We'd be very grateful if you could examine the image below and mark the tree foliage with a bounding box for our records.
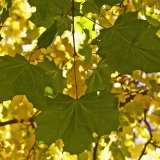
[0,0,160,159]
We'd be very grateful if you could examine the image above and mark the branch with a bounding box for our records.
[150,142,160,148]
[0,119,23,126]
[58,9,72,32]
[138,109,152,160]
[0,111,38,127]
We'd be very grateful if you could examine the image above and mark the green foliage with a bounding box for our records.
[92,11,160,74]
[35,91,119,154]
[0,55,50,110]
[1,0,160,159]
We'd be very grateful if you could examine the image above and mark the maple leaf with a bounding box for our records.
[35,90,119,154]
[0,55,64,110]
[93,12,160,74]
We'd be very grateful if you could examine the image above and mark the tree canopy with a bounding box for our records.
[1,0,160,159]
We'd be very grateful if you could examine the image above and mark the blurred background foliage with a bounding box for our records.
[0,0,160,159]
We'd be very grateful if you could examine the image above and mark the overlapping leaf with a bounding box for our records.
[38,58,66,93]
[37,22,57,49]
[82,1,100,14]
[35,90,119,154]
[57,17,71,36]
[93,12,160,74]
[0,55,64,110]
[28,0,71,28]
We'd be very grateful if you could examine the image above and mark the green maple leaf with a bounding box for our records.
[35,90,119,154]
[92,12,160,74]
[85,60,113,93]
[0,55,64,110]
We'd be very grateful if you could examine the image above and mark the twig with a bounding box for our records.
[150,142,160,148]
[93,141,98,160]
[26,139,36,160]
[0,110,38,127]
[28,46,38,63]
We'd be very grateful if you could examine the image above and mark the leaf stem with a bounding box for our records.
[71,0,78,99]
